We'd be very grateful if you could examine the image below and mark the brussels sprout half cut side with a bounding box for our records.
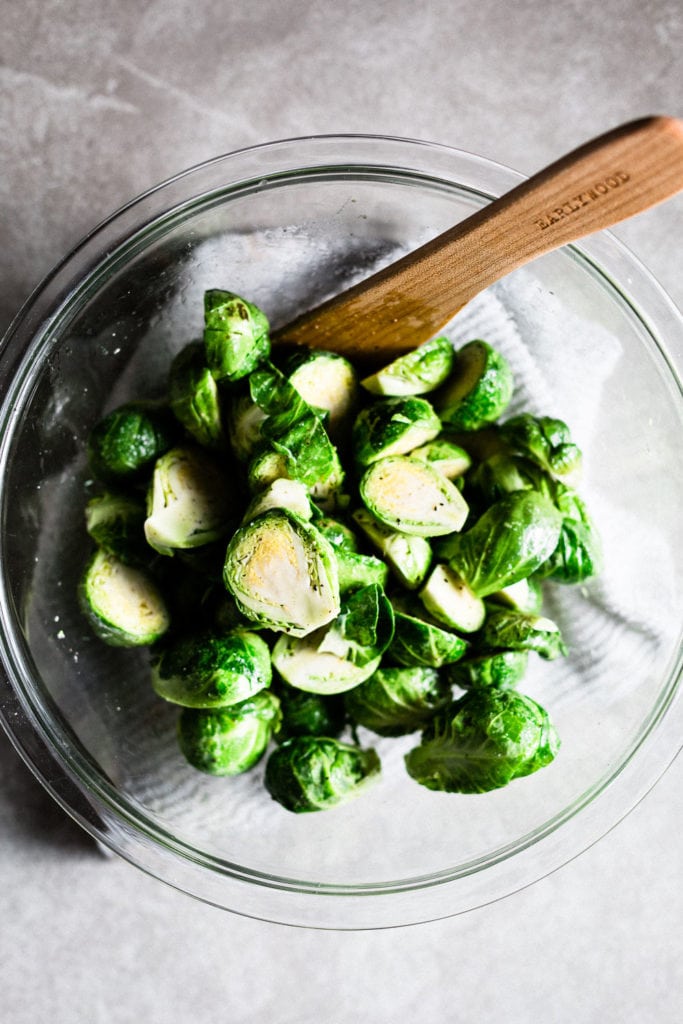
[79,549,170,647]
[360,336,454,396]
[359,456,469,537]
[223,508,341,637]
[144,446,234,556]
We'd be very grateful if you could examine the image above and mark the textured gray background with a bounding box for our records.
[1,1,682,1021]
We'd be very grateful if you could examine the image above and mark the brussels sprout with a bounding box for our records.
[241,478,314,524]
[444,491,562,597]
[275,684,346,743]
[352,396,441,468]
[85,491,148,566]
[313,515,360,553]
[204,289,270,383]
[418,564,486,633]
[88,401,175,483]
[264,736,381,812]
[178,690,281,776]
[435,340,513,431]
[223,508,340,637]
[359,456,469,537]
[285,349,359,439]
[387,608,469,667]
[246,446,290,492]
[334,548,389,595]
[351,507,432,590]
[447,649,529,690]
[405,689,560,793]
[489,575,543,615]
[152,629,271,708]
[168,341,225,449]
[249,362,344,500]
[478,607,568,660]
[410,439,472,480]
[226,390,268,463]
[79,549,170,647]
[271,584,394,694]
[500,413,582,480]
[346,666,452,737]
[538,483,602,585]
[360,336,455,396]
[144,446,233,556]
[468,452,554,504]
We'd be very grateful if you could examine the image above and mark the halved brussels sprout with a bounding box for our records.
[144,446,233,556]
[271,584,394,694]
[79,549,170,647]
[152,629,271,707]
[418,564,486,633]
[436,339,513,431]
[478,607,567,660]
[168,341,225,449]
[223,508,340,637]
[345,665,451,736]
[410,438,472,480]
[352,507,432,590]
[500,413,582,481]
[360,336,454,396]
[405,688,560,793]
[275,683,346,743]
[241,478,314,524]
[204,289,270,382]
[246,446,290,492]
[352,396,441,468]
[444,491,562,597]
[387,608,469,667]
[448,649,529,690]
[359,456,469,537]
[85,491,148,566]
[286,349,359,439]
[264,736,381,812]
[178,690,281,776]
[88,401,175,483]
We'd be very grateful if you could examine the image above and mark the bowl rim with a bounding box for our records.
[0,132,682,929]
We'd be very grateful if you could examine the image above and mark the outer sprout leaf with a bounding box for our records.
[445,490,562,597]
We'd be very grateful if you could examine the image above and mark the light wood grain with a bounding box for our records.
[274,117,683,363]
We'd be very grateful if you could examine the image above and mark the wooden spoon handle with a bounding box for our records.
[275,117,683,362]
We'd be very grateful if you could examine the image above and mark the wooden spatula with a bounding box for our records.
[274,117,683,363]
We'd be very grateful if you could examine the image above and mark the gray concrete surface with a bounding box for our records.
[1,1,682,1021]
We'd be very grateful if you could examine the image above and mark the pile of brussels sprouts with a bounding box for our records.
[79,289,601,813]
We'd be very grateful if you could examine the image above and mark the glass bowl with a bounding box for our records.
[0,135,682,930]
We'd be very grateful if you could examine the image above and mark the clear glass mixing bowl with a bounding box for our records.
[0,135,681,929]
